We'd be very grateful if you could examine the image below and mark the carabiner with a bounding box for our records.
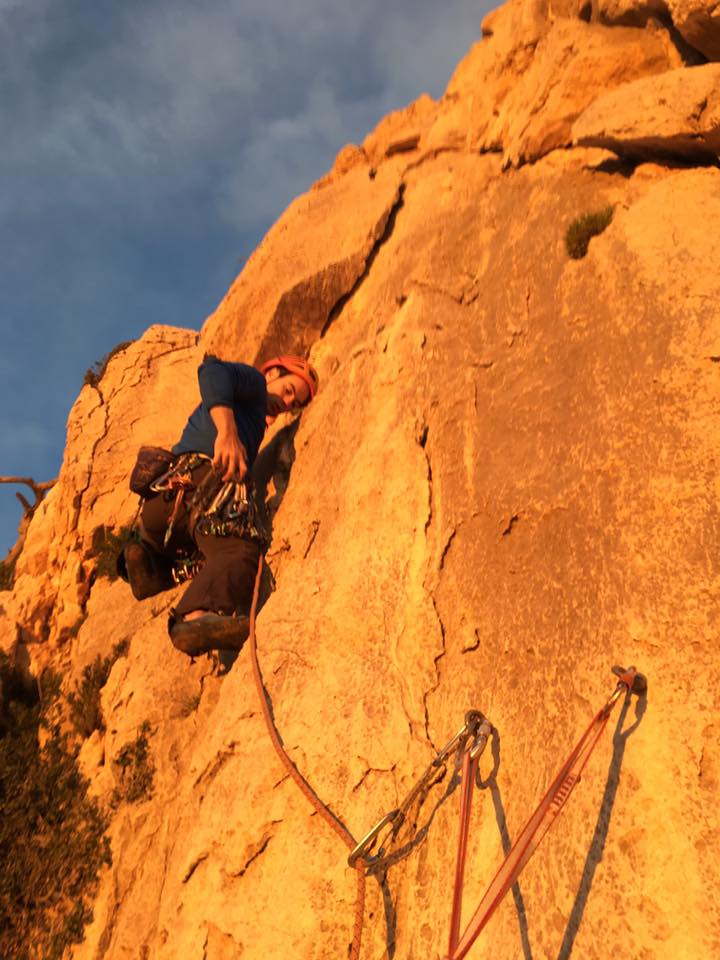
[348,808,401,868]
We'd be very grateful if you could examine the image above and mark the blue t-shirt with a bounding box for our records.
[173,356,267,466]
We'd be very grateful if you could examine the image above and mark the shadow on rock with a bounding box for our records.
[556,686,648,960]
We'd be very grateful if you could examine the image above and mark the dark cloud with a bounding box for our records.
[0,0,492,553]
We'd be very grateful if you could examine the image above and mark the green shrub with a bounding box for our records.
[67,641,129,739]
[112,721,155,805]
[565,205,614,259]
[89,524,133,581]
[84,340,134,389]
[0,655,111,960]
[0,555,17,592]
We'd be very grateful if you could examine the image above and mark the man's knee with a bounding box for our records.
[119,538,174,600]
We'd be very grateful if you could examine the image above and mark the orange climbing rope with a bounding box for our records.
[446,665,646,960]
[246,556,366,959]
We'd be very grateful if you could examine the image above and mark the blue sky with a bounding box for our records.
[0,0,492,556]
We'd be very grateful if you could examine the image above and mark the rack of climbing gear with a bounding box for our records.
[349,710,493,873]
[149,452,212,547]
[149,452,266,547]
[195,478,266,543]
[170,554,204,585]
[445,664,647,960]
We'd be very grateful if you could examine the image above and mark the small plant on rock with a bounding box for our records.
[89,524,134,581]
[83,340,134,389]
[67,640,129,738]
[0,555,16,591]
[112,721,155,805]
[565,205,614,259]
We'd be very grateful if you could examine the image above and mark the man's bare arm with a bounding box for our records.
[210,406,248,481]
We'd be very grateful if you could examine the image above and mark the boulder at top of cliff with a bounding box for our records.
[433,9,680,166]
[668,0,720,60]
[595,0,670,28]
[573,61,720,162]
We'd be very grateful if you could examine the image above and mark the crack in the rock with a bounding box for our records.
[462,629,481,654]
[351,761,395,794]
[320,183,406,338]
[408,277,476,307]
[193,740,240,790]
[438,529,457,571]
[501,514,520,537]
[422,595,447,751]
[400,145,464,176]
[96,867,122,957]
[303,519,320,559]
[71,397,111,576]
[228,824,282,879]
[417,423,433,536]
[182,852,209,884]
[575,134,719,168]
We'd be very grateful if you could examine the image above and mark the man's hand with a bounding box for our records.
[210,406,248,481]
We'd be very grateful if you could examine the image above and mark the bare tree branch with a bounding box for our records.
[0,476,57,517]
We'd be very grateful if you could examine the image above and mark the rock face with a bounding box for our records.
[3,2,720,960]
[574,61,720,161]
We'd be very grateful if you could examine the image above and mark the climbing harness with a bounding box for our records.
[446,665,646,960]
[349,710,493,873]
[149,452,211,547]
[148,452,267,553]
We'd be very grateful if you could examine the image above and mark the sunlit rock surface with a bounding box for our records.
[3,2,720,959]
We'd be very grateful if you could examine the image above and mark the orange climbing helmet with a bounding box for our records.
[260,355,319,406]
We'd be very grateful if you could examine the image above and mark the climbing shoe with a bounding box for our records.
[170,613,250,657]
[120,539,172,600]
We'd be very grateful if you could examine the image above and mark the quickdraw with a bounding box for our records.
[446,665,646,960]
[349,710,493,872]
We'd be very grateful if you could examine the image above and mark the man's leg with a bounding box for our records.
[170,533,261,655]
[119,494,182,600]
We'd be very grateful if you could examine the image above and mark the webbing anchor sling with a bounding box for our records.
[447,665,647,960]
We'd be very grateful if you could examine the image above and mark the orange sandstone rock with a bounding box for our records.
[4,4,720,960]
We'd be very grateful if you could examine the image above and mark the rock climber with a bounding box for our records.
[119,353,318,657]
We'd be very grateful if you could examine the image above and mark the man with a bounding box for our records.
[120,353,318,657]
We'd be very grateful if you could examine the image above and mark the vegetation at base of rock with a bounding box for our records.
[89,523,134,580]
[0,654,111,960]
[565,205,614,259]
[67,640,129,738]
[84,340,134,389]
[0,554,17,591]
[112,721,155,805]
